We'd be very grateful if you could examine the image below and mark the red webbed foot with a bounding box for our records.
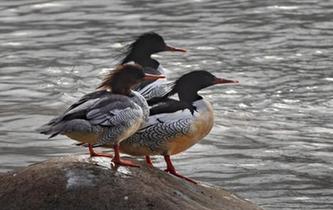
[88,144,113,158]
[145,156,154,167]
[164,168,197,184]
[112,158,140,168]
[163,155,197,184]
[112,144,140,168]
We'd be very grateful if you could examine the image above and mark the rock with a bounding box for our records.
[0,155,262,210]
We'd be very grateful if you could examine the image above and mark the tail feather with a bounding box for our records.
[36,124,61,138]
[36,115,65,137]
[48,132,60,139]
[39,119,97,138]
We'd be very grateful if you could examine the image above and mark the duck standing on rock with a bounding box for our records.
[120,32,186,100]
[38,64,165,167]
[119,71,238,182]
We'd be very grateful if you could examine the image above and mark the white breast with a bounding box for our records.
[164,99,214,155]
[189,99,214,139]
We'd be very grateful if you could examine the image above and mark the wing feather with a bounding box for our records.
[38,91,144,138]
[138,80,174,101]
[124,110,193,152]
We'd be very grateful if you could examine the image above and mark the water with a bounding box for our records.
[1,0,333,209]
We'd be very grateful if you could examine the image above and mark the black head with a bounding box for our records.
[98,64,165,95]
[147,71,238,114]
[174,70,237,91]
[175,71,218,92]
[121,32,186,65]
[169,71,238,102]
[132,32,167,55]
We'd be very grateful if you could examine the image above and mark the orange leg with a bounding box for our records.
[112,144,140,167]
[164,155,197,184]
[145,156,153,166]
[88,144,113,158]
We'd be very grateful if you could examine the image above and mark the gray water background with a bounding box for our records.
[1,0,333,209]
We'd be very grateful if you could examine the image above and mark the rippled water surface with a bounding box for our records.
[1,0,333,209]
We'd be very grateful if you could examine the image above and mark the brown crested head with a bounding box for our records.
[98,64,165,95]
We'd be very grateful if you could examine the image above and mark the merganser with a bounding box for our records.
[38,64,165,167]
[118,71,238,182]
[120,32,186,100]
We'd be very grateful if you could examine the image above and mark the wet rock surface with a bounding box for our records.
[0,155,262,210]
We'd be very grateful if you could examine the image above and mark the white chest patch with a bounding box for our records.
[190,99,214,135]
